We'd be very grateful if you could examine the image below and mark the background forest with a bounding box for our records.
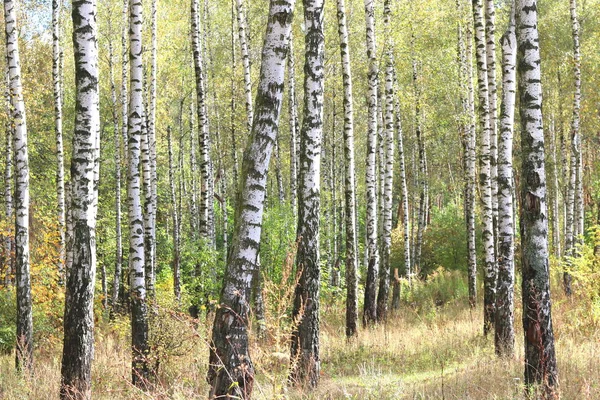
[0,0,600,398]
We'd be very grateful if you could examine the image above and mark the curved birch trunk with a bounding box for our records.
[494,3,516,358]
[127,0,149,387]
[362,0,379,326]
[4,0,33,373]
[290,0,324,388]
[516,0,559,394]
[207,2,295,397]
[60,1,100,397]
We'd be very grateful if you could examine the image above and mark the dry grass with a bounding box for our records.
[1,274,599,399]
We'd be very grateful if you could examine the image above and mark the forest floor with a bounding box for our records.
[1,269,599,399]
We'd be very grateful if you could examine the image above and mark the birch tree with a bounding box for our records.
[207,1,295,397]
[376,0,395,322]
[288,34,299,216]
[362,0,379,326]
[167,126,181,301]
[192,0,214,247]
[235,0,253,133]
[472,0,496,334]
[128,0,150,386]
[53,0,66,283]
[60,0,100,397]
[495,2,516,358]
[108,37,123,313]
[290,0,324,387]
[564,0,582,295]
[3,70,13,288]
[457,0,477,308]
[516,0,558,394]
[4,0,33,372]
[335,0,358,337]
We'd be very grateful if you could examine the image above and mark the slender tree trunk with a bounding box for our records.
[3,71,13,288]
[53,0,66,285]
[192,0,214,248]
[457,0,477,308]
[189,102,199,234]
[148,0,158,293]
[392,71,409,308]
[549,117,561,258]
[414,60,426,276]
[4,0,32,373]
[376,0,395,322]
[485,0,499,262]
[235,0,253,134]
[141,101,154,296]
[362,0,379,326]
[167,127,181,301]
[472,0,496,335]
[127,0,150,387]
[121,0,129,165]
[109,38,123,314]
[494,3,516,358]
[290,0,324,389]
[564,0,582,296]
[207,2,295,397]
[60,1,100,397]
[288,35,299,218]
[275,133,285,203]
[516,0,559,394]
[230,0,239,187]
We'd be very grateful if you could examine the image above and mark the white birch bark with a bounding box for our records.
[376,0,395,322]
[516,0,558,393]
[472,0,496,334]
[109,38,123,313]
[60,0,100,397]
[207,2,295,396]
[3,70,13,287]
[127,0,149,386]
[236,0,253,133]
[4,0,32,372]
[494,3,516,357]
[53,0,66,283]
[290,0,324,387]
[288,35,299,217]
[167,126,181,301]
[362,0,379,326]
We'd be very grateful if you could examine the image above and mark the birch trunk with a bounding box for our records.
[109,38,123,314]
[290,0,324,388]
[288,35,299,217]
[121,0,129,165]
[60,0,100,397]
[167,127,181,301]
[3,71,13,288]
[362,0,379,326]
[230,0,239,187]
[53,0,66,284]
[392,72,409,308]
[457,0,478,308]
[414,60,426,275]
[472,0,496,335]
[207,2,295,397]
[192,0,214,247]
[4,0,33,372]
[148,0,158,292]
[189,103,199,234]
[494,3,516,358]
[127,0,150,387]
[549,118,561,258]
[516,0,559,393]
[141,103,154,296]
[485,0,499,258]
[235,0,253,133]
[376,0,395,322]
